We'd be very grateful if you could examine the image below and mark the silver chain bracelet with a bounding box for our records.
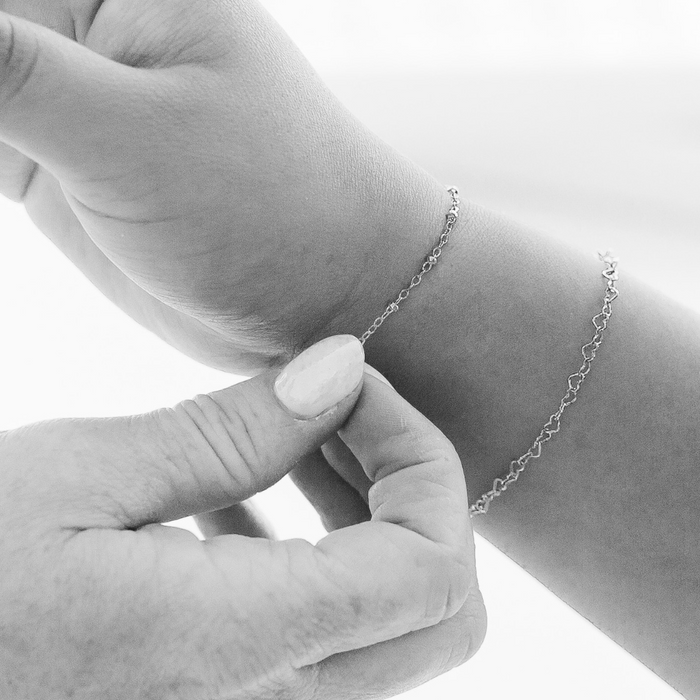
[358,187,460,345]
[469,251,619,515]
[359,187,620,517]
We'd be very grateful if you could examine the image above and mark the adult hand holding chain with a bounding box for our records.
[0,335,486,698]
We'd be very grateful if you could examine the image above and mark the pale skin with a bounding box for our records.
[0,340,487,698]
[0,0,698,698]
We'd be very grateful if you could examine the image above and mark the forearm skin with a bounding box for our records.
[319,175,700,697]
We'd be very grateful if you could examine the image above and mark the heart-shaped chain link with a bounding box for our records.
[469,251,620,516]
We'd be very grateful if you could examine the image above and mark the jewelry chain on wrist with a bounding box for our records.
[359,186,620,517]
[358,187,460,345]
[469,251,619,515]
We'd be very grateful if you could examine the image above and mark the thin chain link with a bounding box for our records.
[469,251,620,516]
[358,187,460,345]
[358,188,620,518]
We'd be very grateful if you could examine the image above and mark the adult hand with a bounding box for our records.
[0,336,486,699]
[0,0,443,373]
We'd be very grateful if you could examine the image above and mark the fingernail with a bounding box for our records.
[363,363,394,389]
[274,335,365,418]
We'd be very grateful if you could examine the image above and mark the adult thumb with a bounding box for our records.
[0,11,164,182]
[3,336,365,530]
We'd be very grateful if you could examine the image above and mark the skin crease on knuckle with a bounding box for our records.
[164,392,265,499]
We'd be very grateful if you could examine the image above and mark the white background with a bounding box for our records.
[1,1,698,698]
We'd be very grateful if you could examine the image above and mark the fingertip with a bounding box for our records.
[273,336,364,420]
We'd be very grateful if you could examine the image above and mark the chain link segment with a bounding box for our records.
[359,187,619,518]
[468,251,620,516]
[358,187,460,345]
